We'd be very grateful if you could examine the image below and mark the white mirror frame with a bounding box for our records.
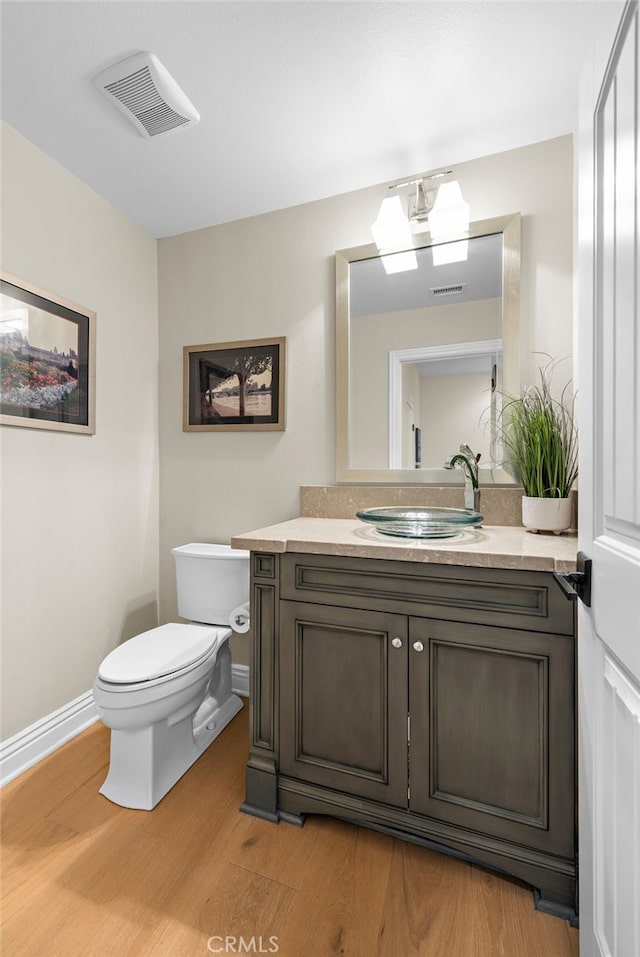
[336,213,521,485]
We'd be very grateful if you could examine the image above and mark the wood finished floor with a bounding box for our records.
[1,706,579,957]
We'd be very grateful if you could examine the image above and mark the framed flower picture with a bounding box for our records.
[0,272,96,434]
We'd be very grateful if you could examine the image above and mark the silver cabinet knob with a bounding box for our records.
[413,640,425,653]
[391,637,403,648]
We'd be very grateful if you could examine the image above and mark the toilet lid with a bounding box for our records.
[98,623,226,683]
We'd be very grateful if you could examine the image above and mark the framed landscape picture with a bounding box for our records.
[0,272,96,434]
[183,336,286,431]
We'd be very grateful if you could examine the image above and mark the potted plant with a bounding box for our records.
[498,359,578,533]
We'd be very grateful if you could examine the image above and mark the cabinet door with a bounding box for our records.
[409,618,575,858]
[279,601,408,807]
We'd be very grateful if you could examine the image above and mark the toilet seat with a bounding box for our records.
[98,623,226,685]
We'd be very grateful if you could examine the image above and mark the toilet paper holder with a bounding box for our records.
[230,602,251,633]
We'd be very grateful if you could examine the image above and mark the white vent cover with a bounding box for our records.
[94,52,200,138]
[430,283,466,297]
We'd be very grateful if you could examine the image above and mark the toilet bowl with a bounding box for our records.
[94,544,249,810]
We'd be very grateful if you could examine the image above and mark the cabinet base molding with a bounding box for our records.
[239,802,279,824]
[274,775,577,921]
[241,758,279,822]
[533,888,579,928]
[278,809,305,828]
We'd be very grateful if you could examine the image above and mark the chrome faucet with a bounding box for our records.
[444,443,481,512]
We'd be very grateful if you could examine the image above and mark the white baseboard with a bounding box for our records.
[0,664,251,787]
[232,663,250,698]
[0,690,99,788]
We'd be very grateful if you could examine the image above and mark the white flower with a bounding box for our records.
[1,380,78,410]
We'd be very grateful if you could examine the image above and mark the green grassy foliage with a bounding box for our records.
[499,360,578,498]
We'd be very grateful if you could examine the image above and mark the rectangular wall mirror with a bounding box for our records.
[336,213,520,484]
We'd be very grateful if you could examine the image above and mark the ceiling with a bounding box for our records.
[1,1,607,239]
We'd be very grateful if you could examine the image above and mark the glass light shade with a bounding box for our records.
[428,181,470,239]
[381,249,418,274]
[371,196,414,252]
[432,239,469,266]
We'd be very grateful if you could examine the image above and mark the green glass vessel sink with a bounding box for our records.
[356,506,483,539]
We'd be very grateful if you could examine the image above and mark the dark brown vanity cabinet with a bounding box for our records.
[243,551,577,920]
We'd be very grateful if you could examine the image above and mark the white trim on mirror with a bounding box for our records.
[388,339,502,469]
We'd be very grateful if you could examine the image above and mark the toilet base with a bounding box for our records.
[100,686,243,811]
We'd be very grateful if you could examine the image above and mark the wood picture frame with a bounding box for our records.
[183,336,286,431]
[0,271,96,434]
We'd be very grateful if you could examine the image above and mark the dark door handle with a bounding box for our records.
[553,551,592,607]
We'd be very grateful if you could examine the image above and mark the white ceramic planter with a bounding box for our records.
[522,496,573,534]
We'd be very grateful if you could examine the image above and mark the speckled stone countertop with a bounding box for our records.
[231,517,578,573]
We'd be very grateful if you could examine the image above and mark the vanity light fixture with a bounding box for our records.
[371,171,470,270]
[370,196,417,274]
[432,239,469,266]
[428,181,470,239]
[378,249,419,275]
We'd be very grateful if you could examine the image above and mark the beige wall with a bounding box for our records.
[0,131,574,724]
[158,135,574,666]
[420,373,492,466]
[0,124,159,739]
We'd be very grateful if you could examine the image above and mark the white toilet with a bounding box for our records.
[93,543,249,810]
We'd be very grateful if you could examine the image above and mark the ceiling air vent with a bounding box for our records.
[430,283,466,297]
[94,52,200,138]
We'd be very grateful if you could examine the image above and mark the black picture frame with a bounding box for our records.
[183,336,286,431]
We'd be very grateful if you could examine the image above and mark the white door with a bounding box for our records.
[578,3,640,955]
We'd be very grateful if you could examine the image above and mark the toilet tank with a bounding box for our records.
[172,543,249,625]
